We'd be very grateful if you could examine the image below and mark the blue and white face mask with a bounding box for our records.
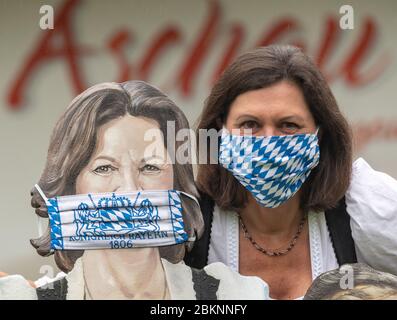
[219,128,320,208]
[35,184,197,251]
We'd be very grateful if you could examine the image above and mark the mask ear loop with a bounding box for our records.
[34,184,51,207]
[178,191,200,207]
[34,184,51,238]
[178,191,200,242]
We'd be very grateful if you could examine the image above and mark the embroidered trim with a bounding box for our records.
[308,212,323,280]
[227,211,239,272]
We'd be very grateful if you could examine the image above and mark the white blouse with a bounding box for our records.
[208,157,397,286]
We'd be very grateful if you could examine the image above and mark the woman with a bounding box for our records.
[185,45,397,300]
[0,80,268,300]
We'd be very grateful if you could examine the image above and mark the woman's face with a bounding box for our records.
[76,115,174,194]
[225,81,317,136]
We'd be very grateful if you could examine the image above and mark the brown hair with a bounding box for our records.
[30,80,203,272]
[196,45,352,212]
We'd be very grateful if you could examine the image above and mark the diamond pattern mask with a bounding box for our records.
[219,128,320,208]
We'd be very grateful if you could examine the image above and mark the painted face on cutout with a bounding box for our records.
[76,115,174,194]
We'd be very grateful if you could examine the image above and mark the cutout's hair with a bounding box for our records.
[30,80,203,272]
[304,263,397,300]
[196,45,353,212]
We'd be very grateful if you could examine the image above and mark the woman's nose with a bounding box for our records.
[116,172,141,192]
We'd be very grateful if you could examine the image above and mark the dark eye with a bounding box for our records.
[281,122,300,133]
[140,164,160,173]
[240,120,260,130]
[93,165,116,175]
